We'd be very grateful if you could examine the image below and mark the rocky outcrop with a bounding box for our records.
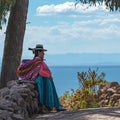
[0,80,120,120]
[98,82,120,107]
[0,80,40,120]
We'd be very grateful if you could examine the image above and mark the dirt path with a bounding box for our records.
[32,107,120,120]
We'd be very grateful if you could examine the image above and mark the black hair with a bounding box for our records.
[34,50,43,58]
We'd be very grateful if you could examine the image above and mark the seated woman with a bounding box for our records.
[17,44,65,113]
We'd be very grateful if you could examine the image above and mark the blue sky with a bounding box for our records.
[0,0,120,60]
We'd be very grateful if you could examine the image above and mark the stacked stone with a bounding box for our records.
[0,80,40,120]
[98,82,120,107]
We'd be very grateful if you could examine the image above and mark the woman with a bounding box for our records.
[17,44,64,112]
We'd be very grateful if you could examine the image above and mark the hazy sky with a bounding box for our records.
[0,0,120,59]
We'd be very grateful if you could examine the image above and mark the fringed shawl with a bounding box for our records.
[17,57,52,81]
[17,58,42,80]
[39,61,51,78]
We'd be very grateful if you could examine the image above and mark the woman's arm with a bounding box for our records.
[39,62,52,79]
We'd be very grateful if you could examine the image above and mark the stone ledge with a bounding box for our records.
[0,80,40,120]
[17,80,36,84]
[33,107,120,120]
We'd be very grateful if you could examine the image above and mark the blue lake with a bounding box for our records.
[0,65,120,97]
[49,66,120,97]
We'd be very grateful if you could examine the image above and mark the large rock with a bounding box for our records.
[0,80,40,120]
[98,82,120,107]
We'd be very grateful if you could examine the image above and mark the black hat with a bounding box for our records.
[28,44,47,52]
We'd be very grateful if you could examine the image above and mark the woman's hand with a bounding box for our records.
[49,76,53,80]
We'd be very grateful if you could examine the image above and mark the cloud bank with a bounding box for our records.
[36,2,108,16]
[1,1,120,60]
[23,17,120,56]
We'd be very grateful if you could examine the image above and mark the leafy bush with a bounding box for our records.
[0,0,15,29]
[78,68,106,94]
[60,68,107,110]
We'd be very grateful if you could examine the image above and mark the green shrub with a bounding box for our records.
[60,68,107,110]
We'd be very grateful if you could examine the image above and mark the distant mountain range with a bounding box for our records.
[45,53,120,66]
[0,53,120,67]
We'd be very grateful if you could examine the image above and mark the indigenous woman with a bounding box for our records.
[17,44,64,112]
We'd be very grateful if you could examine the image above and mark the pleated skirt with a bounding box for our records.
[35,75,60,108]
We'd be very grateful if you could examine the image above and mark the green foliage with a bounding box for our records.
[0,0,15,29]
[78,68,106,94]
[76,0,120,11]
[60,88,99,110]
[61,90,70,100]
[60,68,107,110]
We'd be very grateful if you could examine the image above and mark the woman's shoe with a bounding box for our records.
[57,106,66,111]
[50,107,57,113]
[42,105,49,113]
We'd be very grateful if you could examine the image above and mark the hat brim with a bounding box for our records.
[28,48,47,51]
[34,48,47,51]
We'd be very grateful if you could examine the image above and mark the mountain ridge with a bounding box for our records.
[0,53,120,67]
[45,53,120,66]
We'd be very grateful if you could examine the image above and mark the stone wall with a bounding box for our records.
[98,82,120,107]
[0,80,40,120]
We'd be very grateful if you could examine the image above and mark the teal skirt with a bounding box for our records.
[35,75,60,108]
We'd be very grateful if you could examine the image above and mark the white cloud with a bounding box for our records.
[0,28,6,60]
[100,18,120,25]
[72,17,120,27]
[22,17,120,57]
[1,1,120,60]
[36,2,108,16]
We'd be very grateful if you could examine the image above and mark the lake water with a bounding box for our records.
[0,65,120,97]
[49,66,120,97]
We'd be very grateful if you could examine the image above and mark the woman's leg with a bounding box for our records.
[35,75,44,105]
[35,75,60,108]
[44,77,60,109]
